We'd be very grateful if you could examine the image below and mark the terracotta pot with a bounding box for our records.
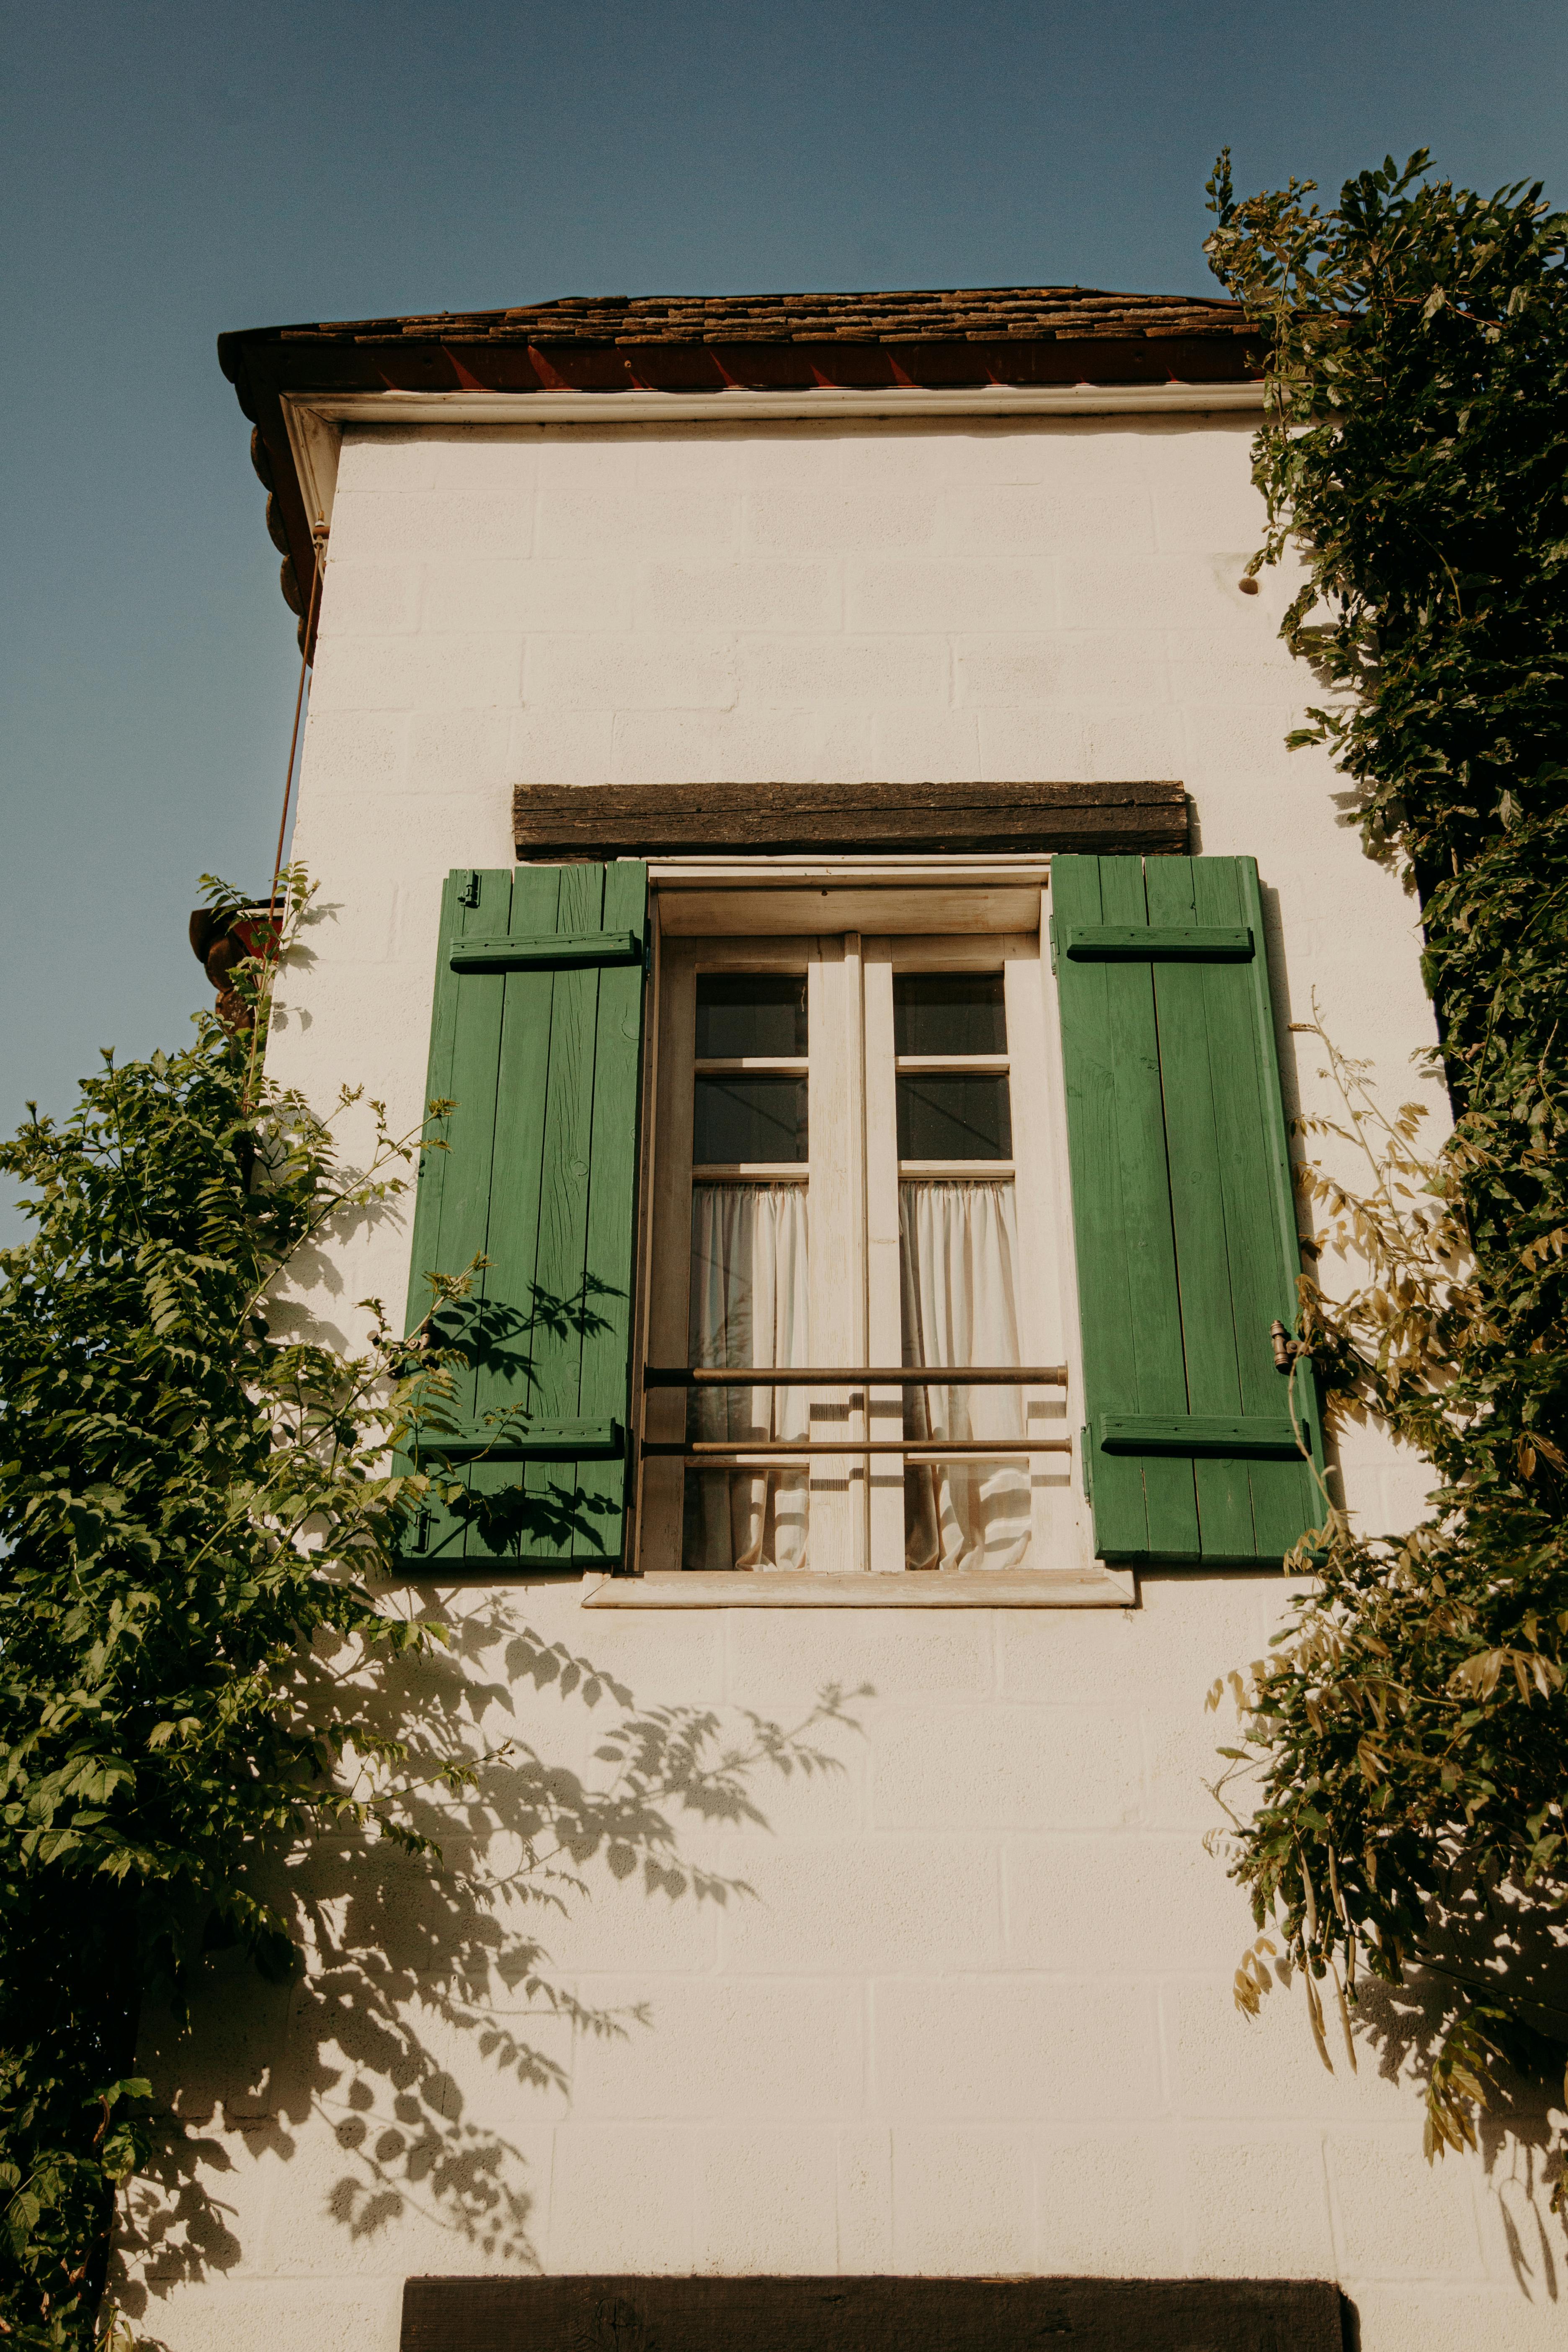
[188,904,283,1029]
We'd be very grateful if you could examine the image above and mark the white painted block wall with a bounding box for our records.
[121,418,1563,2352]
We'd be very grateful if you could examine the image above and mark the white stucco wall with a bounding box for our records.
[122,417,1563,2351]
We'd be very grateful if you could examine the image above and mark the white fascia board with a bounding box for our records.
[280,379,1264,533]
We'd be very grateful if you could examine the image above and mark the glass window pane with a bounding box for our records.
[683,1181,811,1573]
[898,1179,1030,1571]
[893,972,1006,1057]
[696,973,808,1058]
[897,1073,1012,1161]
[694,1074,809,1164]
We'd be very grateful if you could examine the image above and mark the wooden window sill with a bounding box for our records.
[581,1569,1132,1608]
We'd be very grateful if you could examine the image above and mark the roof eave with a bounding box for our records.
[221,326,1266,653]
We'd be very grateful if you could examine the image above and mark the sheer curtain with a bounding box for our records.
[900,1180,1031,1571]
[684,1184,810,1571]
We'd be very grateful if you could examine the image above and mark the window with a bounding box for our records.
[636,901,1084,1585]
[398,852,1320,1599]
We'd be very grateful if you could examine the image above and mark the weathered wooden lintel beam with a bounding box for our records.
[513,779,1189,861]
[401,2272,1348,2352]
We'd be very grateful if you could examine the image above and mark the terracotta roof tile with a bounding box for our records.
[258,283,1248,349]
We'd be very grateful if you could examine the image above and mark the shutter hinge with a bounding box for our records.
[1079,1427,1091,1502]
[1048,916,1058,976]
[1269,1319,1313,1372]
[459,870,481,908]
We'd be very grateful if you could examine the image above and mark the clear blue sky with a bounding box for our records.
[2,0,1563,1234]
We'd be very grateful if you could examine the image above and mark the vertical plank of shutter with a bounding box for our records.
[1144,858,1257,1559]
[1053,857,1140,1555]
[402,868,466,1350]
[405,867,514,1567]
[1053,856,1198,1560]
[465,865,564,1562]
[1205,859,1322,1554]
[485,861,562,1555]
[459,864,561,1562]
[397,868,462,1567]
[520,862,604,1562]
[574,859,648,1563]
[1101,859,1201,1558]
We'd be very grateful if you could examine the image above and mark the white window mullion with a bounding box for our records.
[1004,944,1085,1570]
[845,932,871,1573]
[863,946,907,1571]
[804,940,861,1571]
[640,946,698,1570]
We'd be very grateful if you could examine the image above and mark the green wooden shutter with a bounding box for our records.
[1052,854,1322,1566]
[399,861,648,1573]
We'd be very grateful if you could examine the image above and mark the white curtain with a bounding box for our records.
[684,1184,810,1572]
[900,1180,1031,1572]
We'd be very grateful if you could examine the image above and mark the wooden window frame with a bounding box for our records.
[583,858,1132,1609]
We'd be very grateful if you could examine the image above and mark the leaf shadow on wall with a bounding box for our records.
[407,1277,632,1563]
[114,1612,864,2321]
[1347,1885,1568,2302]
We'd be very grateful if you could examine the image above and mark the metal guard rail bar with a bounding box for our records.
[642,1367,1072,1458]
[645,1365,1068,1388]
[643,1436,1073,1459]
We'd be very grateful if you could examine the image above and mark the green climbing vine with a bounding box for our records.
[0,885,848,2347]
[0,875,449,2347]
[1202,151,1568,2161]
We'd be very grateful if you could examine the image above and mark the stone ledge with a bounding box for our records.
[582,1571,1132,1608]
